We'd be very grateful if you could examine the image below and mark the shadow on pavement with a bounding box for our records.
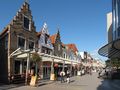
[0,84,25,90]
[70,80,75,83]
[37,81,54,87]
[97,78,120,90]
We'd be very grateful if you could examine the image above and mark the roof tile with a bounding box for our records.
[50,34,57,44]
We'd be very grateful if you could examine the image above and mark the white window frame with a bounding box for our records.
[23,15,31,31]
[17,35,26,50]
[28,39,35,50]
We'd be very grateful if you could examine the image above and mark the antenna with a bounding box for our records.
[57,26,60,32]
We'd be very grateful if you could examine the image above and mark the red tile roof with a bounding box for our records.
[50,34,57,44]
[62,43,65,47]
[65,44,78,54]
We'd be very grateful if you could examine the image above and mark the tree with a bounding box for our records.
[111,58,120,68]
[32,52,42,76]
[105,59,110,67]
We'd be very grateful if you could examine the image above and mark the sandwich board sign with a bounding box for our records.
[30,75,37,86]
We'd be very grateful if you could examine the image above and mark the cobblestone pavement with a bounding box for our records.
[0,73,120,90]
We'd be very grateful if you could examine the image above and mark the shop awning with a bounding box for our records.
[98,39,120,58]
[9,48,81,65]
[9,48,36,59]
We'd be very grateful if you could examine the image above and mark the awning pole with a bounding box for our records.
[25,53,30,85]
[51,58,54,74]
[62,60,65,71]
[70,61,73,76]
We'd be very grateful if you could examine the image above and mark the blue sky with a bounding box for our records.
[0,0,112,61]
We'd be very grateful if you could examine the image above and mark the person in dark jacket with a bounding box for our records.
[66,70,70,83]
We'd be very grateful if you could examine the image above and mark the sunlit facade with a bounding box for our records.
[112,0,120,40]
[98,0,120,58]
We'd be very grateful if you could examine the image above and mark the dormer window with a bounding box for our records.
[24,16,30,30]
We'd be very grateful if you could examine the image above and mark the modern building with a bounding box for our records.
[98,0,120,59]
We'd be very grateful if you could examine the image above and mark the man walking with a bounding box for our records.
[60,70,65,83]
[66,70,70,83]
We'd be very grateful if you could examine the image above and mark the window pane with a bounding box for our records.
[18,37,25,49]
[118,0,120,26]
[5,35,8,49]
[45,35,48,44]
[24,17,29,29]
[29,41,34,49]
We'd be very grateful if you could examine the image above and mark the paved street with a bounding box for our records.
[0,73,120,90]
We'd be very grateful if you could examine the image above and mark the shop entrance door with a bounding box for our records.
[43,66,51,79]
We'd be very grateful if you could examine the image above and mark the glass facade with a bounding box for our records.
[112,0,120,40]
[118,0,120,37]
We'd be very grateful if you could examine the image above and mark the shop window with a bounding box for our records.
[15,61,20,74]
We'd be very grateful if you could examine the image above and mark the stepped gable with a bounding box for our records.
[37,23,50,37]
[9,1,36,32]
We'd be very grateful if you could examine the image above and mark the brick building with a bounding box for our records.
[0,1,37,83]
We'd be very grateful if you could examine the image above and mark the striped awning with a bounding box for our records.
[98,39,120,58]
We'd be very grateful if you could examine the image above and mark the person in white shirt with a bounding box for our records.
[66,70,70,83]
[60,71,65,83]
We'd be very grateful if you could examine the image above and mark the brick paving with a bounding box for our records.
[0,73,120,90]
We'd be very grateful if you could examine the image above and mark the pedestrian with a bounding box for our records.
[66,70,70,83]
[60,70,65,83]
[98,69,102,78]
[82,69,85,75]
